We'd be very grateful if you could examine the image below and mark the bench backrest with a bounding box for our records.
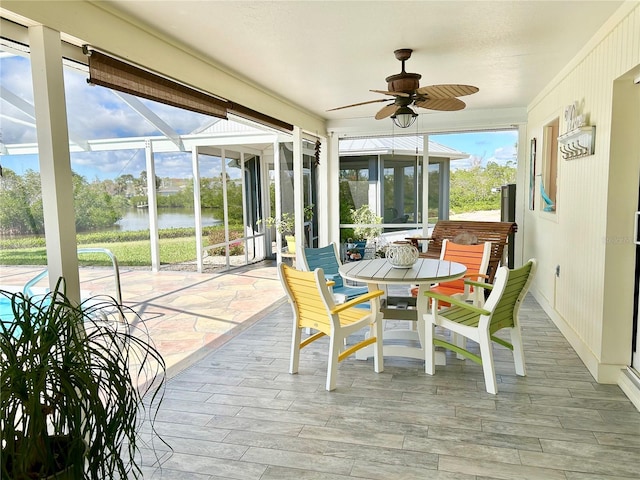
[424,220,517,283]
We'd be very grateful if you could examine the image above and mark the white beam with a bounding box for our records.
[145,139,160,272]
[3,132,279,156]
[422,135,430,236]
[328,133,340,245]
[28,25,80,302]
[317,135,329,246]
[239,151,249,265]
[293,126,303,269]
[221,147,230,269]
[1,84,89,150]
[115,91,185,151]
[192,147,204,273]
[327,107,527,138]
[273,139,282,262]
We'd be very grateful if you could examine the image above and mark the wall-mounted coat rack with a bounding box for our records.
[557,125,595,160]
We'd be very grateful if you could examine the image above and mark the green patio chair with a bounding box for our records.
[423,259,537,394]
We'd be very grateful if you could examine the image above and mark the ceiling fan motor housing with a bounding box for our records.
[386,72,421,94]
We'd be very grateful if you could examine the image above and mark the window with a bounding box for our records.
[382,155,418,226]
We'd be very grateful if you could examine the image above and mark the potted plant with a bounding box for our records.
[346,205,382,259]
[0,278,167,479]
[260,204,314,253]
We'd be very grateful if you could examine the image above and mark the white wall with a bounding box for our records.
[525,3,640,386]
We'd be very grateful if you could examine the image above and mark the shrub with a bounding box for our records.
[207,227,246,255]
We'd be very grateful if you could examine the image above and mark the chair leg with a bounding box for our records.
[326,334,341,391]
[373,314,384,373]
[478,330,497,394]
[289,325,301,375]
[424,318,436,375]
[510,326,527,376]
[453,333,466,359]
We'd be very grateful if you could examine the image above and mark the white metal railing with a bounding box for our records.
[22,247,123,308]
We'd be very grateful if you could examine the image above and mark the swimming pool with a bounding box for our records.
[0,293,25,336]
[1,247,124,324]
[0,286,49,322]
[0,295,13,321]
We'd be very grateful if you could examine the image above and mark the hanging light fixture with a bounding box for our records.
[391,105,418,129]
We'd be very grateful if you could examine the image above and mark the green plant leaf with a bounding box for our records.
[1,280,168,479]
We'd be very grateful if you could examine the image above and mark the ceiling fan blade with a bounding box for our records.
[415,84,479,98]
[375,103,398,120]
[370,89,411,98]
[327,98,390,112]
[415,97,466,111]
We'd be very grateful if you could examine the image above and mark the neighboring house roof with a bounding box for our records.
[339,136,469,160]
[191,117,278,135]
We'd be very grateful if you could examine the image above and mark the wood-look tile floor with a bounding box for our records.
[140,295,640,479]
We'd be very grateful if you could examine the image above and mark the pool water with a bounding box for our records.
[0,296,13,321]
[0,295,22,336]
[0,292,49,336]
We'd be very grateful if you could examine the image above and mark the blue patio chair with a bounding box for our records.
[301,243,369,302]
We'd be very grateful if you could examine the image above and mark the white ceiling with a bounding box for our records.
[104,1,623,131]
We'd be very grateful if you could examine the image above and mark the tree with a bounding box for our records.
[0,168,43,234]
[73,174,125,231]
[137,170,161,193]
[114,174,135,196]
[0,169,126,235]
[449,162,516,213]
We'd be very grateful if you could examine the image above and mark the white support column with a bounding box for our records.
[273,140,282,263]
[293,127,304,269]
[28,25,80,303]
[514,124,528,266]
[316,135,329,246]
[422,134,430,236]
[240,152,249,264]
[145,139,160,272]
[221,147,230,269]
[192,147,204,273]
[328,132,340,245]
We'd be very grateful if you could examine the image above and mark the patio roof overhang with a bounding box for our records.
[338,136,470,161]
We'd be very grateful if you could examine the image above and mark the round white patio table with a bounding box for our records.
[339,258,466,369]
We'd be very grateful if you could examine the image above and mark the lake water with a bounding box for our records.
[113,208,222,231]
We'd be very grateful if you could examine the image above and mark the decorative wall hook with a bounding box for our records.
[557,125,595,160]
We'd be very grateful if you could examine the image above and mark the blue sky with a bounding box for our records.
[1,54,517,180]
[430,131,518,170]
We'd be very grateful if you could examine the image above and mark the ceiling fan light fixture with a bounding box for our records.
[391,105,418,128]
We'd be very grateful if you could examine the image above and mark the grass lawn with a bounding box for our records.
[0,237,200,267]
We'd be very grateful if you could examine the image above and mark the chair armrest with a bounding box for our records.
[326,280,336,288]
[462,273,489,280]
[330,290,384,314]
[464,278,493,290]
[423,290,490,315]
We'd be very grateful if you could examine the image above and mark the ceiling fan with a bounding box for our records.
[328,49,479,128]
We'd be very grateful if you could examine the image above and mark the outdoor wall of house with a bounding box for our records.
[524,3,640,388]
[1,0,325,136]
